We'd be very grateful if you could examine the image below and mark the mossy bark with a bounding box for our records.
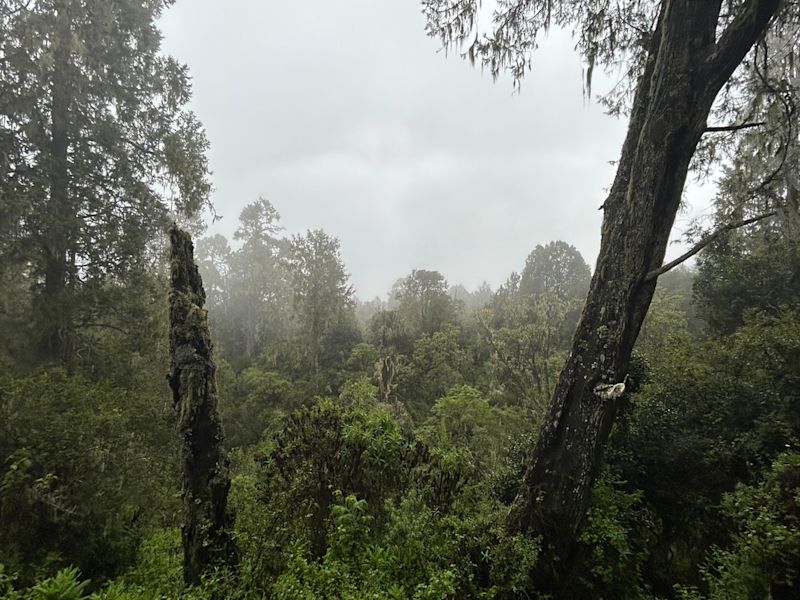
[167,225,236,586]
[505,0,782,592]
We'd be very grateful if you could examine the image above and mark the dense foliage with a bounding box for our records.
[2,190,798,597]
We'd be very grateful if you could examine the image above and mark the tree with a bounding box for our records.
[424,0,793,583]
[167,226,235,585]
[284,229,357,373]
[396,324,471,418]
[195,234,233,309]
[697,453,800,599]
[478,291,570,414]
[255,396,410,562]
[607,307,800,593]
[368,308,411,354]
[694,232,800,336]
[394,269,457,336]
[230,199,291,363]
[0,0,210,365]
[418,385,526,475]
[204,198,292,366]
[449,281,493,314]
[519,241,590,301]
[234,196,283,249]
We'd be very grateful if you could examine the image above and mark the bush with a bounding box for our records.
[29,567,89,600]
[0,370,176,583]
[701,452,800,599]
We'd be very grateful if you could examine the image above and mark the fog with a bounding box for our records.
[159,0,715,298]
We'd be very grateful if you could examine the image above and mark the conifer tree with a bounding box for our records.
[0,0,210,364]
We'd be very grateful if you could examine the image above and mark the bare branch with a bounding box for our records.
[644,211,777,282]
[121,136,159,158]
[704,121,766,133]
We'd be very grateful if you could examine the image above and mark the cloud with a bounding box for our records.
[159,0,709,299]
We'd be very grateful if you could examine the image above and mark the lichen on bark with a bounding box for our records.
[167,224,236,586]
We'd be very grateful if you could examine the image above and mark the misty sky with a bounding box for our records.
[159,1,716,300]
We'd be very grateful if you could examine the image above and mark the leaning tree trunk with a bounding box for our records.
[168,225,236,586]
[506,0,781,589]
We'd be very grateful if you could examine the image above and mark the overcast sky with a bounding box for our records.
[159,1,716,300]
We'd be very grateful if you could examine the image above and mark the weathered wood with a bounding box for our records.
[506,0,782,592]
[167,225,236,585]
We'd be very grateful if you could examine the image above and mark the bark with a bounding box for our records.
[167,225,236,586]
[506,0,782,591]
[37,0,75,364]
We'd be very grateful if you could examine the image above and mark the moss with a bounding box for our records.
[167,225,236,585]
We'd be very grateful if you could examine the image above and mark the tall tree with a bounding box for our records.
[0,0,210,365]
[167,226,235,586]
[424,0,795,585]
[219,198,291,365]
[393,269,457,336]
[519,240,590,300]
[285,229,357,373]
[195,233,233,308]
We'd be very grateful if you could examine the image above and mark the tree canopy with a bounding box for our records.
[519,240,590,300]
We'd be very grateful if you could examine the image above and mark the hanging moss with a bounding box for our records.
[167,225,236,586]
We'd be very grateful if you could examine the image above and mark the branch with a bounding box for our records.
[704,121,766,133]
[644,211,777,281]
[79,322,130,334]
[0,0,34,18]
[121,136,159,158]
[706,0,782,92]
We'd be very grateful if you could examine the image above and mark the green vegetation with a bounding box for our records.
[3,194,798,596]
[2,0,800,597]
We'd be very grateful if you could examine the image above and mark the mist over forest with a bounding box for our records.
[1,1,800,599]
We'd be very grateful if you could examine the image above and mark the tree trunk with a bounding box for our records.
[506,0,781,589]
[167,225,236,586]
[37,0,74,364]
